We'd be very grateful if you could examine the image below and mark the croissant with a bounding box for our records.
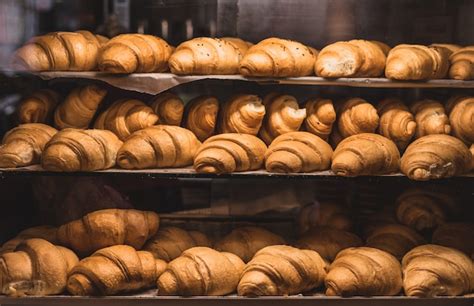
[67,245,166,296]
[410,99,451,138]
[117,125,201,169]
[0,123,57,168]
[304,98,336,140]
[325,247,402,296]
[401,134,471,180]
[297,202,353,234]
[41,129,122,172]
[240,37,316,77]
[98,34,172,73]
[238,245,327,296]
[158,247,245,295]
[149,92,184,126]
[296,227,362,262]
[94,99,158,141]
[377,98,416,150]
[432,223,474,259]
[336,98,379,138]
[0,238,78,296]
[221,37,253,55]
[264,131,333,173]
[214,227,286,263]
[402,245,474,297]
[183,95,219,141]
[218,94,265,135]
[18,89,60,124]
[12,30,107,71]
[332,133,400,176]
[365,224,426,260]
[143,227,212,262]
[57,208,159,256]
[194,133,267,173]
[385,44,450,80]
[259,93,307,145]
[54,85,107,130]
[448,46,474,80]
[0,226,58,255]
[315,40,387,77]
[446,95,474,145]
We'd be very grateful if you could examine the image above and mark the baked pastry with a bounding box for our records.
[57,208,159,256]
[0,238,78,296]
[143,227,212,262]
[240,37,316,77]
[218,94,265,135]
[336,97,379,138]
[194,133,267,173]
[264,131,333,173]
[297,202,353,234]
[214,226,286,263]
[238,245,327,296]
[157,247,245,295]
[402,244,474,297]
[325,247,402,296]
[432,223,474,259]
[446,95,474,145]
[401,134,471,180]
[98,34,172,73]
[18,89,60,124]
[410,99,451,138]
[117,125,201,169]
[448,46,474,80]
[0,226,57,255]
[183,95,219,141]
[42,129,122,172]
[304,98,336,140]
[149,92,184,126]
[94,99,158,141]
[54,85,107,129]
[221,37,253,55]
[67,245,166,296]
[377,98,416,150]
[331,133,400,176]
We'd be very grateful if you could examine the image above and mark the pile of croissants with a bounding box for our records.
[10,30,474,80]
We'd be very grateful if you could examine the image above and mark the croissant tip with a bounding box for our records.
[168,51,194,75]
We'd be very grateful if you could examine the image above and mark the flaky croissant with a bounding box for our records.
[194,133,267,173]
[220,37,253,55]
[98,34,172,73]
[401,134,471,180]
[297,202,353,234]
[54,85,107,130]
[219,94,265,135]
[0,226,58,255]
[325,247,402,296]
[238,245,327,296]
[377,98,416,151]
[336,98,379,138]
[183,95,219,142]
[304,98,336,140]
[94,99,158,141]
[117,125,201,169]
[158,247,245,295]
[448,46,474,80]
[432,223,474,259]
[446,95,474,145]
[331,133,400,176]
[402,245,474,297]
[149,92,184,126]
[410,99,451,138]
[214,227,286,263]
[18,89,60,124]
[240,37,316,77]
[0,123,57,168]
[0,238,78,296]
[264,131,333,173]
[67,245,166,296]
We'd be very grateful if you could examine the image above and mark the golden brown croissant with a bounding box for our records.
[401,134,471,180]
[446,95,474,145]
[41,129,122,172]
[259,93,307,145]
[0,123,57,168]
[214,227,286,263]
[402,244,474,297]
[194,133,267,173]
[0,238,78,296]
[149,92,184,126]
[410,99,451,138]
[325,247,402,296]
[117,125,201,169]
[98,34,172,73]
[0,226,58,255]
[240,37,316,77]
[158,247,245,295]
[377,98,416,150]
[238,245,327,296]
[432,223,474,259]
[304,98,336,140]
[221,37,253,55]
[264,131,333,173]
[183,95,219,142]
[218,94,265,135]
[94,99,158,141]
[385,44,450,80]
[315,40,387,77]
[331,133,400,176]
[296,227,362,262]
[67,245,166,296]
[448,46,474,80]
[54,85,107,129]
[18,89,60,124]
[336,98,379,138]
[297,202,353,234]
